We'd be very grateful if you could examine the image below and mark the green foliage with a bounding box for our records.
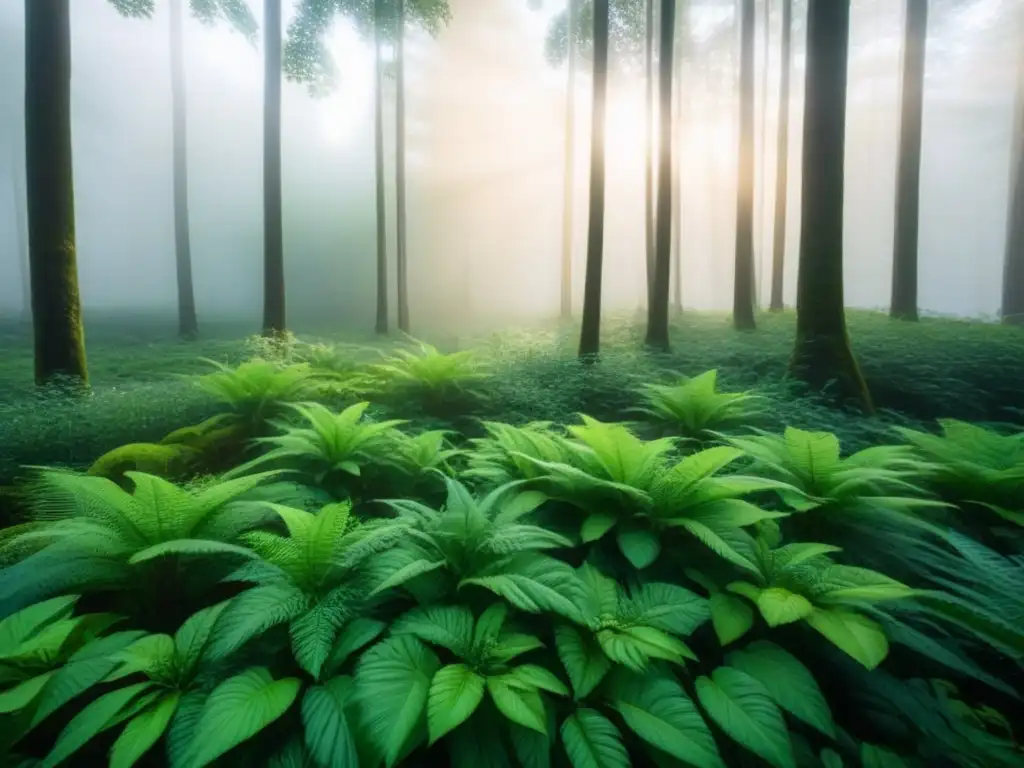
[632,369,767,440]
[87,443,199,485]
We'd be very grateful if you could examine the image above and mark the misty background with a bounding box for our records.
[0,0,1020,334]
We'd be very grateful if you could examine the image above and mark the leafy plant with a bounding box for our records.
[462,420,575,486]
[632,369,767,440]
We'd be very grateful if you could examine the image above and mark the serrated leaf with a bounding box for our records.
[555,625,611,700]
[627,582,710,636]
[392,605,473,657]
[185,667,301,768]
[726,642,835,738]
[370,558,446,597]
[695,667,795,768]
[323,618,388,676]
[472,604,510,649]
[109,692,181,768]
[290,592,351,679]
[207,584,310,660]
[561,708,630,768]
[617,530,661,570]
[805,609,889,670]
[302,678,358,768]
[487,677,547,734]
[581,513,617,543]
[428,664,486,744]
[487,633,545,663]
[710,593,754,646]
[756,588,813,628]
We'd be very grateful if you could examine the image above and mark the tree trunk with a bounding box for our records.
[578,0,610,358]
[10,138,31,326]
[373,0,389,334]
[25,0,88,387]
[670,4,684,313]
[789,0,872,412]
[1003,10,1024,325]
[890,0,928,322]
[644,0,656,308]
[733,0,757,330]
[262,0,286,336]
[170,0,199,340]
[395,0,410,334]
[560,0,578,319]
[755,0,770,307]
[769,0,792,311]
[645,0,676,350]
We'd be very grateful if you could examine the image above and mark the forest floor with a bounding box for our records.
[1,308,1022,484]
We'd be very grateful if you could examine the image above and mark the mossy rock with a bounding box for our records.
[161,413,242,448]
[88,442,199,483]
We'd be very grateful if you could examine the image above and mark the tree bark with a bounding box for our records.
[733,0,757,330]
[560,0,578,319]
[671,0,685,312]
[645,0,676,350]
[890,0,929,322]
[769,0,792,311]
[262,0,286,336]
[755,0,770,307]
[644,0,656,307]
[170,0,199,340]
[1001,6,1024,325]
[789,0,873,412]
[10,138,31,326]
[395,0,410,334]
[373,0,389,334]
[25,0,88,387]
[578,0,610,358]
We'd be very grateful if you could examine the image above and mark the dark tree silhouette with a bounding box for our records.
[24,0,88,387]
[374,0,389,334]
[395,0,411,333]
[578,0,610,358]
[644,0,675,350]
[890,0,929,322]
[733,0,757,330]
[769,0,793,311]
[262,0,286,337]
[560,0,578,318]
[789,0,873,412]
[1002,18,1024,325]
[644,0,656,306]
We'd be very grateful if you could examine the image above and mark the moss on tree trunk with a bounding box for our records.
[25,0,88,388]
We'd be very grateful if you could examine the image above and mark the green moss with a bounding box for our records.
[87,442,198,483]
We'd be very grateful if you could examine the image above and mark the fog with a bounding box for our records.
[0,0,1020,334]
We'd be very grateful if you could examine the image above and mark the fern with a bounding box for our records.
[632,369,767,440]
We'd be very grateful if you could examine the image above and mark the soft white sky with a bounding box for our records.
[0,0,1020,329]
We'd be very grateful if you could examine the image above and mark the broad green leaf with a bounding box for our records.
[610,671,723,768]
[487,677,547,734]
[356,635,439,767]
[561,708,630,768]
[472,603,510,649]
[447,710,514,768]
[392,605,473,657]
[0,671,54,714]
[628,582,710,636]
[726,642,835,738]
[710,593,754,646]
[0,596,78,653]
[129,540,257,565]
[42,682,156,767]
[488,633,545,663]
[109,691,181,768]
[290,592,351,679]
[428,664,486,743]
[820,748,844,768]
[460,555,585,622]
[805,609,889,670]
[860,743,909,768]
[207,583,310,660]
[185,667,301,768]
[555,625,611,700]
[695,667,795,768]
[302,678,358,768]
[107,634,175,682]
[173,602,229,675]
[165,689,207,768]
[581,513,618,543]
[756,588,813,628]
[617,530,661,570]
[370,558,446,596]
[323,617,388,676]
[506,664,570,696]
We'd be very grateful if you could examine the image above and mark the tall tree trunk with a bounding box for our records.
[262,0,285,336]
[733,0,757,330]
[1003,10,1024,325]
[10,138,31,326]
[560,0,578,319]
[671,0,685,312]
[645,0,676,350]
[755,0,770,307]
[395,0,410,334]
[890,0,928,322]
[373,0,389,334]
[790,0,872,411]
[578,0,610,358]
[644,0,656,308]
[170,0,199,340]
[25,0,88,387]
[769,0,792,311]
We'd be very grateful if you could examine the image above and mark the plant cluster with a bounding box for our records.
[0,362,1022,767]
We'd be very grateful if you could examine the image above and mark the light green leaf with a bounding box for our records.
[290,593,351,679]
[0,671,55,713]
[173,602,229,675]
[581,513,618,543]
[460,555,585,622]
[617,529,661,570]
[555,625,611,700]
[302,678,358,768]
[506,664,570,696]
[207,583,310,660]
[695,667,795,768]
[0,596,79,653]
[860,743,909,768]
[726,642,835,738]
[805,609,889,670]
[323,617,388,676]
[128,540,257,565]
[756,588,814,628]
[185,667,301,768]
[627,582,710,637]
[561,708,630,768]
[109,691,181,768]
[427,664,486,744]
[487,677,547,734]
[392,605,474,657]
[710,593,754,646]
[370,558,446,596]
[610,671,723,768]
[472,603,511,649]
[107,634,175,682]
[487,633,545,663]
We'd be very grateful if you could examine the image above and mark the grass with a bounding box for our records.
[1,308,1022,488]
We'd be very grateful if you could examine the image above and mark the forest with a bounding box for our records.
[0,0,1023,766]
